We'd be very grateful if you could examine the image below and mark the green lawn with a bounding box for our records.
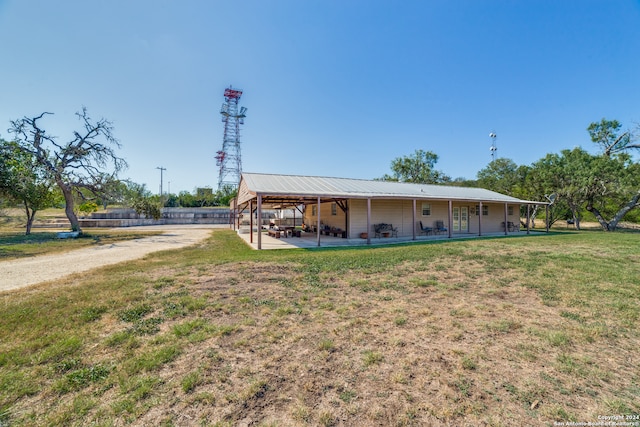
[0,229,638,426]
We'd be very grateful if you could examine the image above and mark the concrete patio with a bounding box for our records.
[236,228,536,250]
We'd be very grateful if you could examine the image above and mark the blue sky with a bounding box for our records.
[1,1,639,194]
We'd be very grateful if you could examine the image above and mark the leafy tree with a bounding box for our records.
[0,140,59,234]
[177,191,198,207]
[131,197,162,220]
[92,176,131,209]
[78,201,99,217]
[121,181,152,205]
[216,184,238,206]
[379,149,451,184]
[587,118,639,157]
[585,119,640,230]
[476,158,520,196]
[8,109,127,232]
[527,149,589,229]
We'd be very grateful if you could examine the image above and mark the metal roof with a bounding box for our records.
[238,173,544,205]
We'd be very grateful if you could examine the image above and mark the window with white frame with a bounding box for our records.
[508,206,514,215]
[312,205,317,216]
[421,203,431,216]
[331,203,337,215]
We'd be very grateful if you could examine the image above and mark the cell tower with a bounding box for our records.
[216,86,247,191]
[489,132,497,163]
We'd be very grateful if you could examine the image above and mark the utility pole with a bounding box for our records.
[156,166,166,196]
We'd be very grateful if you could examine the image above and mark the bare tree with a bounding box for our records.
[9,108,127,232]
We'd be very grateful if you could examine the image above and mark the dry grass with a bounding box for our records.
[1,229,639,426]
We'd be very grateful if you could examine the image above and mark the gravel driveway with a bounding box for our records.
[0,225,223,292]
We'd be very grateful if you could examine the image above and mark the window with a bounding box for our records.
[331,203,337,216]
[508,206,514,215]
[312,205,317,216]
[421,203,431,216]
[475,205,488,216]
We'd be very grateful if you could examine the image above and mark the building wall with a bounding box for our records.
[303,198,522,237]
[303,201,348,232]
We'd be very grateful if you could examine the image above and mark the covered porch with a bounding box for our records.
[234,173,548,250]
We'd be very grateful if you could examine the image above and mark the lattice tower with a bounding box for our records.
[216,87,246,191]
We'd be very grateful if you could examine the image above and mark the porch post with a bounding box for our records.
[412,199,417,240]
[478,201,483,236]
[316,196,321,247]
[257,194,262,250]
[345,201,349,238]
[504,203,508,235]
[448,200,452,238]
[526,204,531,235]
[249,200,254,244]
[234,198,239,230]
[367,198,371,245]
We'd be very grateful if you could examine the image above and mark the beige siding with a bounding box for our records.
[349,199,451,237]
[304,199,522,236]
[467,203,520,233]
[303,201,347,232]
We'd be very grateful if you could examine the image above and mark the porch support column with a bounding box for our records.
[316,196,321,247]
[478,201,483,236]
[412,199,417,240]
[448,200,452,238]
[504,203,508,235]
[249,200,254,244]
[367,198,371,245]
[234,198,239,230]
[257,194,262,250]
[526,204,531,235]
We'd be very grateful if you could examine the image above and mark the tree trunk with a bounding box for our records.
[567,201,581,230]
[587,191,640,231]
[529,205,539,228]
[23,201,35,235]
[59,182,81,232]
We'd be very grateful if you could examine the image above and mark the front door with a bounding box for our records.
[452,207,469,233]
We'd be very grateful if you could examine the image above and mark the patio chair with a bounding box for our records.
[418,221,433,235]
[435,220,448,234]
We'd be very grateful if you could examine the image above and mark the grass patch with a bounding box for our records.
[1,229,639,425]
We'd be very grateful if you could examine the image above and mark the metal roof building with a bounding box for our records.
[236,173,547,249]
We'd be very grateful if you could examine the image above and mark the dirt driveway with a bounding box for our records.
[0,225,223,292]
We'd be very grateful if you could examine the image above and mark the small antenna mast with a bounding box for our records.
[489,132,497,163]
